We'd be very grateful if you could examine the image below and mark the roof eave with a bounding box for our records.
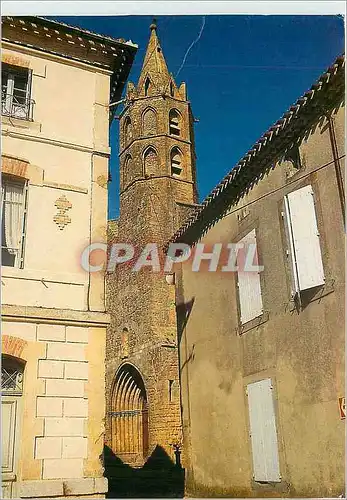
[166,53,345,249]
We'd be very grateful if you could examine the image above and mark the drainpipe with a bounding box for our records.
[326,114,345,224]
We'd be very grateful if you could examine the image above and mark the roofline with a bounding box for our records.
[166,53,345,249]
[2,16,139,117]
[35,16,138,49]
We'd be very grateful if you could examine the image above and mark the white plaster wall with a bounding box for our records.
[2,136,92,189]
[1,46,110,312]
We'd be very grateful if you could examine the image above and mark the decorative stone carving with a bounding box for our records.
[53,194,72,230]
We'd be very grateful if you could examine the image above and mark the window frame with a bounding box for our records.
[1,175,28,269]
[236,228,264,326]
[246,377,281,483]
[144,77,151,97]
[123,116,132,145]
[283,183,325,299]
[142,107,157,137]
[1,64,33,121]
[170,147,183,177]
[169,109,181,137]
[143,146,159,177]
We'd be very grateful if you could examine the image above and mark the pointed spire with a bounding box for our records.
[149,18,157,31]
[137,19,172,95]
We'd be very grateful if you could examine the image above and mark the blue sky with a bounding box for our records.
[53,15,344,219]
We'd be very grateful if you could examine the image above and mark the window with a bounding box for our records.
[142,108,157,136]
[144,147,159,176]
[247,378,281,482]
[120,328,129,359]
[169,109,181,136]
[123,155,133,187]
[1,176,27,268]
[283,184,325,296]
[170,82,174,97]
[1,356,24,396]
[170,147,182,177]
[144,77,151,97]
[237,229,263,324]
[124,116,132,144]
[2,64,33,120]
[168,380,174,402]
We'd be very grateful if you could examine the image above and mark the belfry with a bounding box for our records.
[106,20,198,468]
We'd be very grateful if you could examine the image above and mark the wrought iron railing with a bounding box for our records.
[1,93,35,121]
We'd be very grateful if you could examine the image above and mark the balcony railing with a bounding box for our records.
[1,93,35,121]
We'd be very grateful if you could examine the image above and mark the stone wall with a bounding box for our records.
[106,55,198,464]
[2,322,107,499]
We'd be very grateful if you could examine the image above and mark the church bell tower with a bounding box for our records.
[106,21,198,468]
[118,20,198,245]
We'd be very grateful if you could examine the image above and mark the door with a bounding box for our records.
[1,356,24,498]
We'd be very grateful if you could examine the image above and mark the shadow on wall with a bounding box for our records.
[176,297,195,343]
[103,445,185,498]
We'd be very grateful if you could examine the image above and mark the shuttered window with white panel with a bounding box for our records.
[237,229,263,324]
[247,378,281,482]
[284,184,325,294]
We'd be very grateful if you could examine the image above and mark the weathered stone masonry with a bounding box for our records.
[106,23,199,465]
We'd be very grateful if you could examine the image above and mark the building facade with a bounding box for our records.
[106,22,198,473]
[1,16,136,499]
[168,55,345,497]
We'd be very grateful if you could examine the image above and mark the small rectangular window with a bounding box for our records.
[1,176,27,268]
[168,380,174,402]
[1,64,33,120]
[283,184,325,295]
[247,378,281,483]
[237,229,263,324]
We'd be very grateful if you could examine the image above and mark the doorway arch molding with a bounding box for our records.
[110,362,149,466]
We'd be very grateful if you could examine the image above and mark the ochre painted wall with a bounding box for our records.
[176,105,345,498]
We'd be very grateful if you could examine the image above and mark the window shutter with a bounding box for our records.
[247,378,281,482]
[237,229,263,324]
[284,185,325,292]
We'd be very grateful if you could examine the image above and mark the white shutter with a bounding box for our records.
[237,229,263,324]
[285,185,325,291]
[247,378,281,482]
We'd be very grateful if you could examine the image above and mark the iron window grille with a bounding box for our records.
[1,64,34,121]
[1,358,24,396]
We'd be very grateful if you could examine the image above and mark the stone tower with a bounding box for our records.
[106,21,198,467]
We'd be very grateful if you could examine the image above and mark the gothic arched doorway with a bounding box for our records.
[111,364,148,466]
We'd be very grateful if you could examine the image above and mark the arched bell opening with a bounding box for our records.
[110,363,148,466]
